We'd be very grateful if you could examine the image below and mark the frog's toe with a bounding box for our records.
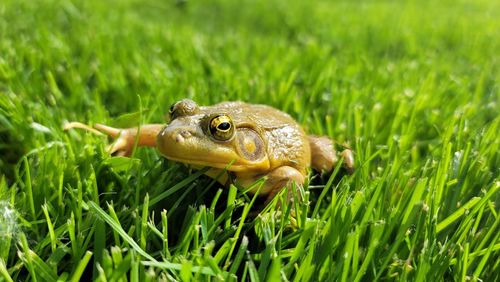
[107,134,134,156]
[340,149,355,174]
[64,122,105,136]
[65,122,135,156]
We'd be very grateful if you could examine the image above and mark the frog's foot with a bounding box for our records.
[262,166,305,205]
[308,135,355,174]
[339,148,355,174]
[64,122,164,156]
[236,166,305,208]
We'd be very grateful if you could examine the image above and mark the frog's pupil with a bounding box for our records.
[218,122,230,131]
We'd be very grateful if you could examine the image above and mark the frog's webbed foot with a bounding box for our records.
[308,135,355,174]
[64,122,164,157]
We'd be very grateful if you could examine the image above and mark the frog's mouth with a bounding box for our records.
[162,155,261,172]
[156,124,270,172]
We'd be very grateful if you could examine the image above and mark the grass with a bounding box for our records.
[0,0,499,280]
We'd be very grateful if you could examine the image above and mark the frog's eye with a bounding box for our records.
[168,99,199,121]
[168,101,180,120]
[168,105,178,120]
[209,114,235,141]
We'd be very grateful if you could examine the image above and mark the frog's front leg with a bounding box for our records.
[235,166,305,205]
[64,122,164,156]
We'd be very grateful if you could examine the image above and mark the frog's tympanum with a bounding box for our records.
[66,99,354,203]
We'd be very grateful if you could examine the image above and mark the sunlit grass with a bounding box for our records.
[0,0,498,280]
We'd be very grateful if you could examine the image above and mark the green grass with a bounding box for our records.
[1,0,499,280]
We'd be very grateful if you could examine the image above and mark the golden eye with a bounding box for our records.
[209,115,234,141]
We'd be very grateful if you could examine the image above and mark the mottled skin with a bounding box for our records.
[66,99,354,203]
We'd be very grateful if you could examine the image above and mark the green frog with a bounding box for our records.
[66,99,354,203]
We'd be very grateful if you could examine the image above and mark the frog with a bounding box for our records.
[65,99,354,203]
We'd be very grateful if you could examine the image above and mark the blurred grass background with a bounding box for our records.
[0,0,499,280]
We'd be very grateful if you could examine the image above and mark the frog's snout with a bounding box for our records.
[157,126,188,158]
[156,123,243,168]
[159,126,193,145]
[174,129,192,142]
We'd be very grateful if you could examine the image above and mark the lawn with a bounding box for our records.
[0,0,499,280]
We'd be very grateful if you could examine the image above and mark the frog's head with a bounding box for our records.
[157,99,270,171]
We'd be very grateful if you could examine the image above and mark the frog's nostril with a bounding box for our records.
[180,130,191,138]
[174,129,192,143]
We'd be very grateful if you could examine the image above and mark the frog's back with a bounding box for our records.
[204,102,311,173]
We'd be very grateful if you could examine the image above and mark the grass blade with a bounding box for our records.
[88,201,155,262]
[70,251,93,282]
